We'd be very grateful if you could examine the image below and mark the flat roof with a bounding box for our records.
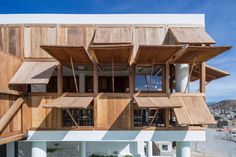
[0,14,205,25]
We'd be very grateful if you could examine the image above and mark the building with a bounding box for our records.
[0,14,231,157]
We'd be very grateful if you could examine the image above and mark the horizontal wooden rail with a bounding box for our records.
[0,88,20,96]
[0,133,26,145]
[0,98,24,132]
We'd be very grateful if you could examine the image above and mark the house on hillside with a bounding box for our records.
[0,14,231,157]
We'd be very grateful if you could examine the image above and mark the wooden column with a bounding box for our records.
[112,57,115,93]
[200,63,206,93]
[129,64,135,95]
[165,108,170,128]
[57,64,63,94]
[93,63,98,94]
[165,64,170,93]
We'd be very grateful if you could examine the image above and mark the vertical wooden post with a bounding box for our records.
[165,64,170,93]
[112,57,115,93]
[129,64,135,129]
[93,63,98,94]
[200,63,206,93]
[57,64,63,94]
[165,108,170,128]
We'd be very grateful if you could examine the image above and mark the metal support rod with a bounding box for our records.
[184,57,197,93]
[70,57,79,93]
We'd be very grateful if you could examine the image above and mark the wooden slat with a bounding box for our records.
[9,61,58,84]
[173,96,216,125]
[169,27,216,44]
[134,96,182,108]
[93,27,132,44]
[134,96,154,108]
[134,45,182,64]
[0,133,26,145]
[175,46,231,63]
[148,97,182,108]
[41,45,93,66]
[90,44,133,64]
[0,98,24,132]
[43,96,94,109]
[0,89,20,96]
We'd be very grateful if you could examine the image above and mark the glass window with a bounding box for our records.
[136,65,164,92]
[62,107,94,127]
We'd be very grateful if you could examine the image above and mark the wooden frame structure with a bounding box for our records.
[0,23,232,144]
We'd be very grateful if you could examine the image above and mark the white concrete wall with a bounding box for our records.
[27,130,206,142]
[0,14,205,26]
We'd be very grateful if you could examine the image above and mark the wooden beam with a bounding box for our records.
[0,98,24,132]
[0,89,20,96]
[184,57,197,93]
[66,109,79,127]
[200,63,206,93]
[165,64,170,93]
[165,109,170,128]
[0,134,26,145]
[112,57,115,93]
[165,45,188,64]
[57,63,63,94]
[149,109,158,126]
[93,63,98,94]
[70,57,79,93]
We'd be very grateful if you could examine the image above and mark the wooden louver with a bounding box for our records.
[134,96,182,108]
[9,61,58,84]
[43,96,94,109]
[169,27,216,44]
[41,45,93,67]
[173,96,216,125]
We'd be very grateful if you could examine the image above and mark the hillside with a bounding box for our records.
[209,100,236,111]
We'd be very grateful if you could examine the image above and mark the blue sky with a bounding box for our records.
[0,0,235,102]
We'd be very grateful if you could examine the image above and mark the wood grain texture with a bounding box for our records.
[41,45,93,66]
[175,46,231,63]
[191,64,230,82]
[0,98,24,132]
[169,27,215,44]
[94,27,132,44]
[134,45,182,64]
[9,61,58,84]
[43,96,94,108]
[96,93,131,129]
[173,96,216,125]
[24,26,57,58]
[0,50,22,90]
[90,44,133,64]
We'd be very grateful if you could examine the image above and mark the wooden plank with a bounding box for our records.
[0,133,26,145]
[93,27,132,44]
[0,98,24,132]
[134,45,182,64]
[200,63,206,93]
[9,61,58,84]
[175,46,231,63]
[0,89,20,96]
[41,45,93,66]
[169,27,216,44]
[191,64,230,82]
[173,96,216,125]
[0,50,22,90]
[136,27,166,45]
[89,44,133,64]
[57,64,63,94]
[42,96,94,108]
